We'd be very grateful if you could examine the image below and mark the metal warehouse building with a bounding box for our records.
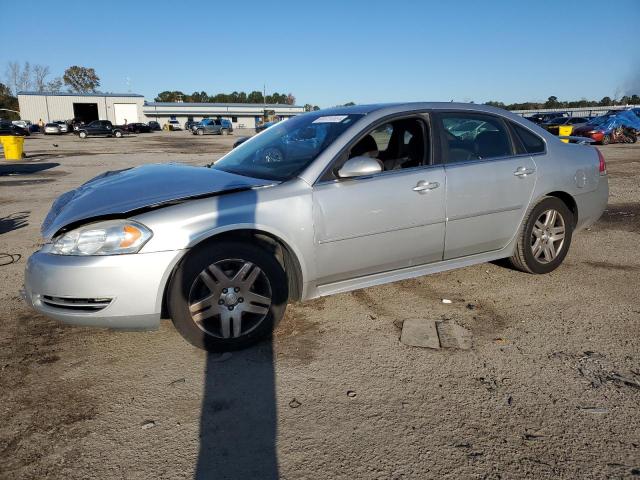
[17,92,145,125]
[17,92,305,129]
[142,102,305,129]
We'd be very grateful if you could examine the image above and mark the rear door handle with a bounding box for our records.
[413,180,440,193]
[514,167,536,177]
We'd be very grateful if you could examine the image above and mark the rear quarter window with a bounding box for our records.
[510,122,545,154]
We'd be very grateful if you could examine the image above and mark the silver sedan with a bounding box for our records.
[24,103,608,351]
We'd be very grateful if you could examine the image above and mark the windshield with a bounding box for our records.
[211,113,363,181]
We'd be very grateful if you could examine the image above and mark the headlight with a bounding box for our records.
[49,220,152,256]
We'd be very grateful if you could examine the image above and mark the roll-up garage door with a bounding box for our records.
[114,103,139,124]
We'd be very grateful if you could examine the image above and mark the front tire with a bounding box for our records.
[169,241,288,351]
[197,129,204,136]
[509,197,573,274]
[601,134,610,145]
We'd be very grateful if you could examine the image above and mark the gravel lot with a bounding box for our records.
[1,131,639,479]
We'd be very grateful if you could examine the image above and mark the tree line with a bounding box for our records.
[485,95,640,111]
[154,90,299,105]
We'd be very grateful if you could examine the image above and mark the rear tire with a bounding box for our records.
[114,130,123,138]
[78,131,87,139]
[601,134,610,145]
[508,196,573,274]
[197,129,204,136]
[169,240,288,351]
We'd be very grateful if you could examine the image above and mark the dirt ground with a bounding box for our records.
[1,131,639,479]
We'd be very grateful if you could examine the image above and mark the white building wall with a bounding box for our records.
[17,94,144,123]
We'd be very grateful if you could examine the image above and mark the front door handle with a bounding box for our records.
[514,166,536,177]
[413,180,440,193]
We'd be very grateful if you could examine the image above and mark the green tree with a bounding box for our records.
[154,91,187,102]
[247,91,264,103]
[544,96,560,108]
[598,96,612,106]
[63,66,100,93]
[343,101,356,106]
[0,82,19,119]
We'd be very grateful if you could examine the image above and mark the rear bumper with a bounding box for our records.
[24,249,187,330]
[575,175,609,231]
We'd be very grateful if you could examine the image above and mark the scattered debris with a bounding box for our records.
[168,378,185,387]
[466,303,476,310]
[436,320,472,350]
[523,432,545,441]
[609,373,640,390]
[289,398,301,408]
[578,406,608,414]
[441,299,452,304]
[141,420,156,430]
[400,319,440,349]
[506,395,513,406]
[347,390,357,398]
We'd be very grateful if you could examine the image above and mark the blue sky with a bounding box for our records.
[3,0,639,107]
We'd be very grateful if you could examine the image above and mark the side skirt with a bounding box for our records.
[304,238,517,300]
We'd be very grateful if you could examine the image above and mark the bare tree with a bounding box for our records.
[5,61,20,95]
[46,77,63,93]
[18,61,32,92]
[33,64,50,92]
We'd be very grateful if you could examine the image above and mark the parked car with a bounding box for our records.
[185,120,199,131]
[0,120,28,136]
[542,117,589,136]
[43,123,62,135]
[12,120,32,135]
[24,103,608,352]
[255,121,278,133]
[525,112,568,125]
[75,120,125,139]
[54,121,71,133]
[148,121,162,131]
[167,120,182,131]
[124,122,151,133]
[192,118,233,135]
[572,111,640,144]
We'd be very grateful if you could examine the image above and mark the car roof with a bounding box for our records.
[314,102,526,117]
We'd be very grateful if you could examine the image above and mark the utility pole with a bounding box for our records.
[263,83,267,122]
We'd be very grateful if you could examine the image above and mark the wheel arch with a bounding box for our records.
[544,191,578,226]
[160,228,304,319]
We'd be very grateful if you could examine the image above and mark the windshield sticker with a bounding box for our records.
[313,115,349,124]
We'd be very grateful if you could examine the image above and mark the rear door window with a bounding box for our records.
[510,123,545,154]
[438,113,513,163]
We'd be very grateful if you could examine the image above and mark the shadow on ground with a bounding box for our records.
[0,162,60,176]
[0,211,29,234]
[196,343,278,479]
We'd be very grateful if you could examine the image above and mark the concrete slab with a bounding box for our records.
[400,319,440,349]
[436,321,473,350]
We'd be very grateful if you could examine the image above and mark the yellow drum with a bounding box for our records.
[558,125,573,143]
[0,135,25,160]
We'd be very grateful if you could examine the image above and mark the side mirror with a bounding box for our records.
[338,156,382,178]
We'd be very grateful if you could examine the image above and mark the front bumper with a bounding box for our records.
[24,249,187,330]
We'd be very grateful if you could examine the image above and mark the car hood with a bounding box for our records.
[41,163,275,239]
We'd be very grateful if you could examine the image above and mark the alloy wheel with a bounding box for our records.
[530,209,565,263]
[188,259,272,339]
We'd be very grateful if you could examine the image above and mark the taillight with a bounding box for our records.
[596,148,607,175]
